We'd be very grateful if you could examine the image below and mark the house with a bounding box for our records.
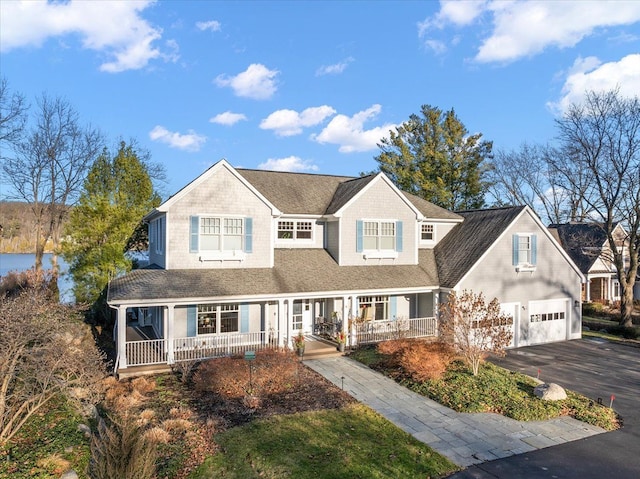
[548,222,630,304]
[107,160,584,375]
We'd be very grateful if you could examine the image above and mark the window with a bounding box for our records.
[149,217,165,254]
[518,236,531,264]
[530,311,565,323]
[190,216,252,255]
[613,280,620,298]
[197,303,239,334]
[359,296,389,321]
[278,220,313,240]
[421,224,434,241]
[363,221,395,250]
[512,234,537,269]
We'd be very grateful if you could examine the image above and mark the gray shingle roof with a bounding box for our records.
[108,248,439,303]
[236,168,462,220]
[237,169,353,215]
[435,206,526,288]
[547,223,609,273]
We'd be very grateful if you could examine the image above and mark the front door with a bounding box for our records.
[292,299,313,334]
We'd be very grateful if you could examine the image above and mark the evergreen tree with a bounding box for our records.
[62,141,161,305]
[374,105,492,210]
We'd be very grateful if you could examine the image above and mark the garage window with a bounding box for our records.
[530,311,565,323]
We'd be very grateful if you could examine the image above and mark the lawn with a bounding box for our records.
[192,403,457,479]
[349,344,620,431]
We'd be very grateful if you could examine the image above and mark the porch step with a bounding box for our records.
[300,336,346,359]
[117,363,172,380]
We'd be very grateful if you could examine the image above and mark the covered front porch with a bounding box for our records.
[112,290,440,376]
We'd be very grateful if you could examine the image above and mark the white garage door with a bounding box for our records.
[526,298,569,345]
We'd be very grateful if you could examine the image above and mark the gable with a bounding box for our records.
[436,206,584,288]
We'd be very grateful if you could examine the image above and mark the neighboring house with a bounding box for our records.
[107,160,584,375]
[548,222,630,304]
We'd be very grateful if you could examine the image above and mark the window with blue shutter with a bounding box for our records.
[390,296,397,319]
[244,218,253,253]
[395,221,403,252]
[512,235,519,265]
[240,303,249,333]
[531,235,537,265]
[356,220,363,252]
[190,216,199,253]
[187,305,197,337]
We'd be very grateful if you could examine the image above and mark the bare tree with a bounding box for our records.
[2,94,103,271]
[439,290,513,376]
[0,77,28,152]
[0,271,106,445]
[553,89,640,327]
[487,143,592,224]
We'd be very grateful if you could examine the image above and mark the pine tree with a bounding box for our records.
[375,104,492,210]
[61,141,161,305]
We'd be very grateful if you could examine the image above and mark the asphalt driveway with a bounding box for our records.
[448,338,640,479]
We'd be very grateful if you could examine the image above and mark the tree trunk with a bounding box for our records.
[620,283,634,328]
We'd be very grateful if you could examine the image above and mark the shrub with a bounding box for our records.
[89,413,157,479]
[377,339,455,381]
[193,348,299,401]
[582,302,603,316]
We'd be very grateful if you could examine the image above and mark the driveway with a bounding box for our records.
[449,338,640,479]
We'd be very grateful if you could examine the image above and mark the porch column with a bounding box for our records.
[433,292,440,337]
[166,305,175,365]
[286,298,293,348]
[277,299,285,348]
[117,305,127,370]
[343,295,353,347]
[586,278,591,302]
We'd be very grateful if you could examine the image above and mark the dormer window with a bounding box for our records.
[421,224,434,241]
[356,219,403,259]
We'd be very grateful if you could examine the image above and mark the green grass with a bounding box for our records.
[350,349,619,431]
[0,396,92,479]
[190,403,457,479]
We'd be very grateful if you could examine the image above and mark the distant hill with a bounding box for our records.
[0,201,61,253]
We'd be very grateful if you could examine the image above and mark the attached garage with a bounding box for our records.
[522,298,570,346]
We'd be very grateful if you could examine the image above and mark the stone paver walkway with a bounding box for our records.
[305,357,606,467]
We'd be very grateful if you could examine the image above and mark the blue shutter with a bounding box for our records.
[356,220,363,252]
[190,216,199,253]
[512,235,519,265]
[187,305,197,337]
[395,221,403,252]
[240,303,249,333]
[244,217,253,253]
[531,235,537,265]
[390,296,397,320]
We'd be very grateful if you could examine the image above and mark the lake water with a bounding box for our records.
[0,253,74,302]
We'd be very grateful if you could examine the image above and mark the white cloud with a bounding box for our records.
[149,125,206,152]
[316,57,354,76]
[209,111,248,126]
[215,64,279,100]
[260,106,336,137]
[419,1,640,64]
[0,0,170,73]
[549,54,640,114]
[312,105,396,153]
[419,0,487,34]
[196,20,221,32]
[258,156,319,172]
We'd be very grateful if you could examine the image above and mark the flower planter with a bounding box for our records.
[337,343,345,352]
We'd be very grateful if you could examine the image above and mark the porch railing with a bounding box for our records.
[125,338,167,366]
[354,316,437,345]
[124,332,277,367]
[172,331,275,362]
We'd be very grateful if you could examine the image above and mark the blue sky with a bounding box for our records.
[1,0,639,197]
